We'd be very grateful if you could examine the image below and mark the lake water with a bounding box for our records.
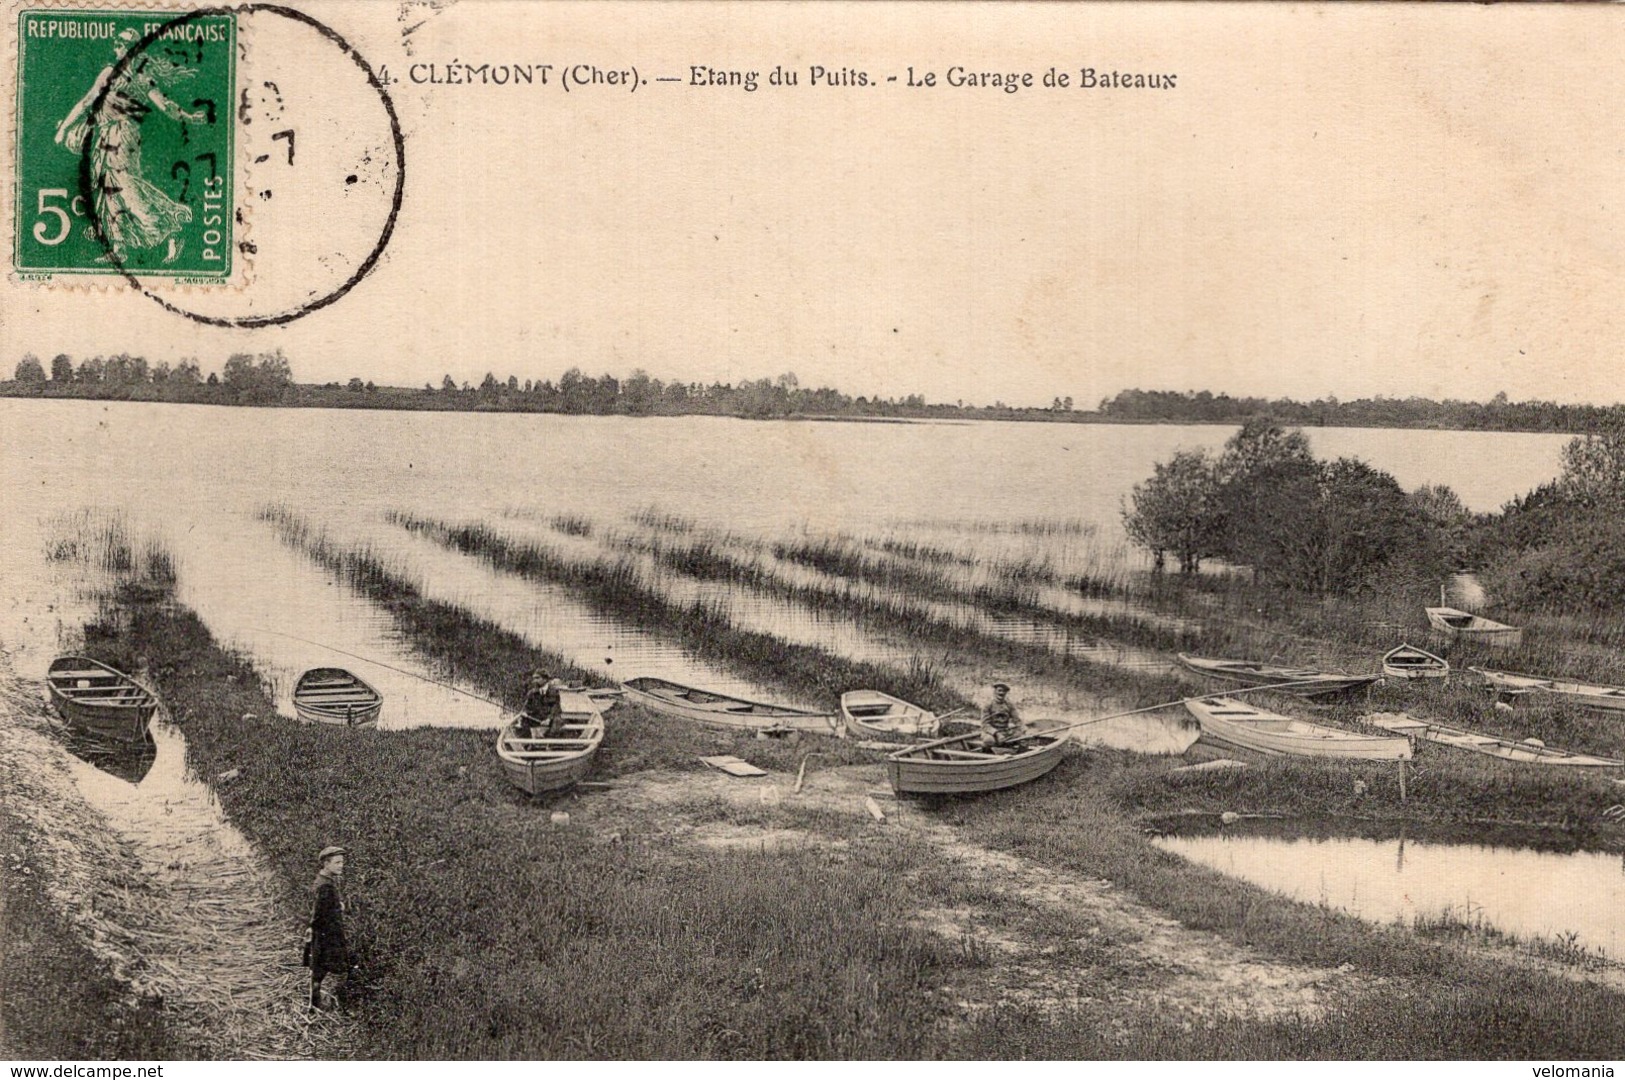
[0,399,1574,731]
[1155,829,1625,959]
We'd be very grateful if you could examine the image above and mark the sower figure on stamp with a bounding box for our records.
[973,682,1025,750]
[306,845,352,1010]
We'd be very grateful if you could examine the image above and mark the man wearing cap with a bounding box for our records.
[521,671,568,737]
[975,682,1025,749]
[307,846,351,1010]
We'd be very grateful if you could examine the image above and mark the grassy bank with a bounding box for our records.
[61,545,1625,1058]
[0,810,174,1059]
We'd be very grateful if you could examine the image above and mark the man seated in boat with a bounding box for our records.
[517,671,568,738]
[973,682,1026,750]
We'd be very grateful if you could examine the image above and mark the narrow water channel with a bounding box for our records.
[1155,828,1625,958]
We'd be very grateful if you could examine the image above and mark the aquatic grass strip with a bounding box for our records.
[380,511,968,715]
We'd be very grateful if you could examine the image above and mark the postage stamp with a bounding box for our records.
[13,8,235,278]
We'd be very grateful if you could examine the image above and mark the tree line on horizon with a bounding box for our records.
[9,352,1625,432]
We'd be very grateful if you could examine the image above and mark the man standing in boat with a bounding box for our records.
[521,670,567,737]
[307,845,353,1010]
[975,682,1025,749]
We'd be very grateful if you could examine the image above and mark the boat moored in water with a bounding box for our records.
[293,668,383,726]
[46,656,158,743]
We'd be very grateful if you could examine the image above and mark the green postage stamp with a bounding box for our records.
[14,9,235,278]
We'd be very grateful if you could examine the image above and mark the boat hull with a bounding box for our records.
[1176,654,1378,698]
[1185,698,1411,761]
[1367,713,1625,767]
[621,677,838,734]
[886,730,1066,795]
[1473,667,1625,713]
[841,689,938,740]
[1426,608,1523,649]
[46,656,157,743]
[1381,645,1449,680]
[496,692,605,795]
[293,668,382,726]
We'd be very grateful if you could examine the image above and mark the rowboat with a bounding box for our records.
[1471,667,1625,714]
[293,668,382,726]
[1175,654,1379,698]
[1366,713,1625,768]
[496,691,606,795]
[885,723,1067,795]
[1184,697,1411,760]
[620,677,839,734]
[1382,644,1449,680]
[1425,607,1523,648]
[46,656,158,742]
[840,689,941,739]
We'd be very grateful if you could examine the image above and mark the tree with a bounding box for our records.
[51,354,73,382]
[1212,418,1319,580]
[1559,418,1625,510]
[13,354,45,383]
[1122,449,1223,573]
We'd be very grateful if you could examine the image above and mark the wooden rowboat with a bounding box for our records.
[1176,654,1379,698]
[1366,713,1625,768]
[1470,667,1625,714]
[886,723,1067,795]
[293,668,382,726]
[840,689,940,740]
[47,656,157,743]
[1382,644,1449,680]
[496,691,606,795]
[620,677,839,734]
[1184,697,1411,760]
[1425,607,1522,648]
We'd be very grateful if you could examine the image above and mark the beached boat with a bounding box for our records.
[1425,607,1523,648]
[1382,644,1449,680]
[1471,667,1625,713]
[885,724,1067,795]
[840,689,944,739]
[1184,697,1411,760]
[1366,713,1625,768]
[620,676,839,734]
[46,656,158,742]
[293,668,382,726]
[496,691,606,795]
[1175,654,1379,698]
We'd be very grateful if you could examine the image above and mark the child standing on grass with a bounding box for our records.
[307,845,352,1010]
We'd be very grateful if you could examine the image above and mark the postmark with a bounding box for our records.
[10,3,404,326]
[14,7,236,278]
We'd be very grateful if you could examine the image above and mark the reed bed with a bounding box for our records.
[0,661,343,1059]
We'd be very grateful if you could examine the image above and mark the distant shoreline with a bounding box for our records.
[3,381,1621,436]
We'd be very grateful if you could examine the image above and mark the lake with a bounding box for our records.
[0,399,1574,730]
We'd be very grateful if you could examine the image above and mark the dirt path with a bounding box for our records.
[570,760,1384,1026]
[0,657,345,1058]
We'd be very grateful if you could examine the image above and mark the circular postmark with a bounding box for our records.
[78,4,404,327]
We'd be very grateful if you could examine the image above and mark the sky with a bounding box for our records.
[6,2,1625,407]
